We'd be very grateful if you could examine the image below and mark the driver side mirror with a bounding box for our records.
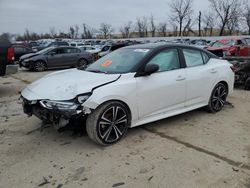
[138,64,159,76]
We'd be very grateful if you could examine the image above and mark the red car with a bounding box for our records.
[207,38,250,57]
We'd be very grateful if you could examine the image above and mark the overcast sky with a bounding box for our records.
[0,0,210,35]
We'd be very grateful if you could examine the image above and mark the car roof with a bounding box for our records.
[124,43,205,50]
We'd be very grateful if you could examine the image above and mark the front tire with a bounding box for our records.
[86,101,130,146]
[207,83,228,112]
[33,61,46,72]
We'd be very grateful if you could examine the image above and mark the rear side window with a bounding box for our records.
[65,48,80,53]
[183,49,204,67]
[148,49,180,72]
[14,47,25,53]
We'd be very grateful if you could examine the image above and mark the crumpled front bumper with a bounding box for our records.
[22,97,85,128]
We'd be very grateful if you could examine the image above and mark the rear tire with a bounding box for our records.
[86,101,130,146]
[33,61,46,72]
[76,59,88,68]
[206,83,228,113]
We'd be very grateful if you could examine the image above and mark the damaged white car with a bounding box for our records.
[21,44,235,145]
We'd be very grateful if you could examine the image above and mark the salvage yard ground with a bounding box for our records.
[0,68,250,188]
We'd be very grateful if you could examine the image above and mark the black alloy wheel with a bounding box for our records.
[86,101,130,145]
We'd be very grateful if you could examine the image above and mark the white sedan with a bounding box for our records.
[21,44,234,145]
[79,46,101,54]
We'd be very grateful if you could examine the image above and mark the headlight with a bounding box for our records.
[40,100,79,110]
[77,94,91,104]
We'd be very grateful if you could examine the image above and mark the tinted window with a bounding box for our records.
[65,48,80,53]
[51,48,65,54]
[183,49,203,67]
[58,42,69,46]
[70,43,76,47]
[102,46,110,52]
[148,49,180,72]
[14,47,25,53]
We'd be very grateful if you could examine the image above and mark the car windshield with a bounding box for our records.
[86,48,150,74]
[37,47,54,54]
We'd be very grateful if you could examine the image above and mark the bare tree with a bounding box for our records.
[99,23,113,39]
[49,27,57,38]
[169,0,193,36]
[208,0,242,36]
[120,21,133,38]
[74,25,79,38]
[135,17,148,37]
[202,12,215,36]
[82,23,96,39]
[198,11,202,36]
[149,15,156,37]
[244,5,250,35]
[157,22,168,37]
[69,26,75,38]
[0,33,12,43]
[182,17,195,36]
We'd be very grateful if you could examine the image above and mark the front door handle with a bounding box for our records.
[210,69,217,73]
[176,76,186,81]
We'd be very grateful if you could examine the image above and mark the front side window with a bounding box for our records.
[183,49,204,67]
[147,49,180,72]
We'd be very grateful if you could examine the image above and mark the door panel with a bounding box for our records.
[136,48,186,119]
[182,49,218,106]
[47,49,65,67]
[136,69,186,119]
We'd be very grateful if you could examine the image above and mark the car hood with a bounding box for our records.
[21,69,120,101]
[20,53,39,60]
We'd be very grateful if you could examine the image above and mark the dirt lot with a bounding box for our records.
[0,68,250,188]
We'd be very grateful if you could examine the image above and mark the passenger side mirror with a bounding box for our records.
[142,64,159,76]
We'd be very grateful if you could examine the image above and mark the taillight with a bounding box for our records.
[230,65,236,73]
[7,47,15,62]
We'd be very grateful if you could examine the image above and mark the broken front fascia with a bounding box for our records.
[22,94,92,128]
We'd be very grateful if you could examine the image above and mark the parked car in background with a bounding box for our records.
[19,46,93,71]
[69,42,85,47]
[207,38,250,57]
[190,39,208,49]
[34,41,69,51]
[0,43,18,76]
[12,44,34,61]
[98,43,127,57]
[79,46,101,54]
[21,44,234,145]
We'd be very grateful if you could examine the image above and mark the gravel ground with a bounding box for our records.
[0,68,250,188]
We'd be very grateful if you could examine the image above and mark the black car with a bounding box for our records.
[12,44,34,61]
[19,46,94,71]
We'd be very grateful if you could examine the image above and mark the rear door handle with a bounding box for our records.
[176,76,186,81]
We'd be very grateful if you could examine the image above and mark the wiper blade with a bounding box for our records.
[87,70,108,74]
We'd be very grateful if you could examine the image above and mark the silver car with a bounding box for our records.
[19,46,94,71]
